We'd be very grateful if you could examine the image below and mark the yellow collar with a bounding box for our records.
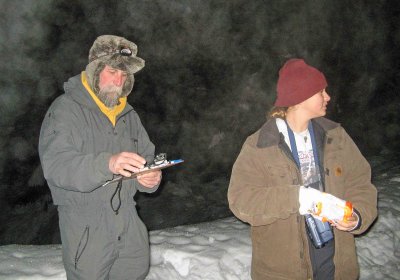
[81,71,126,126]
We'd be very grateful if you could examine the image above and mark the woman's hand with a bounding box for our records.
[332,212,359,231]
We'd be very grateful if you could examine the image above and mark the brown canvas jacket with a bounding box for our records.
[228,117,377,280]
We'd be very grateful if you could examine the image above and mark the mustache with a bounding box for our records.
[97,85,124,107]
[101,84,123,94]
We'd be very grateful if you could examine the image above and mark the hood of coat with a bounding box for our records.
[63,73,134,115]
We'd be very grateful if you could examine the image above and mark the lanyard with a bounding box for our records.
[285,120,321,171]
[286,120,333,245]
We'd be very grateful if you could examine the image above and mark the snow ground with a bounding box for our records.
[0,162,399,280]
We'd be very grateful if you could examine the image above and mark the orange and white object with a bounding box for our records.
[299,186,353,223]
[312,193,353,223]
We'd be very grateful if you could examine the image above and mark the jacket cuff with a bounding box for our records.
[135,172,162,193]
[96,152,114,180]
[350,208,362,232]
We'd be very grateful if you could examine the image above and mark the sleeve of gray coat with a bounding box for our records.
[38,99,114,193]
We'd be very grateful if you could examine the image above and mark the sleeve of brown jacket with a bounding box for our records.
[227,134,300,227]
[340,129,378,235]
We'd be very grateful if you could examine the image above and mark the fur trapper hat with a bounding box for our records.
[85,35,145,96]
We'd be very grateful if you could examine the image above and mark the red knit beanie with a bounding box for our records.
[274,59,327,107]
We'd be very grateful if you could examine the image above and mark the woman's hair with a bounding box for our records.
[268,106,288,119]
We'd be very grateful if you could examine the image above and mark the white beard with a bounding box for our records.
[97,85,124,108]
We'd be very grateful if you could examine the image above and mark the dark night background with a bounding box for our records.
[0,0,399,245]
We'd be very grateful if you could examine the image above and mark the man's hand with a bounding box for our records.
[137,170,162,188]
[109,152,146,177]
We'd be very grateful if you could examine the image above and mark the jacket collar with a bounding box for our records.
[257,117,340,148]
[257,118,282,148]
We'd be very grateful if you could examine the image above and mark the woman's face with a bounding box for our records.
[298,88,331,118]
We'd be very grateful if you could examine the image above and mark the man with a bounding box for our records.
[39,35,161,280]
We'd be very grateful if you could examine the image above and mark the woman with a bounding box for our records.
[228,59,377,280]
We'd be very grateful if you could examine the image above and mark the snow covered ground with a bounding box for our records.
[0,160,399,280]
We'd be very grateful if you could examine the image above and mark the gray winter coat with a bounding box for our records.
[39,73,158,279]
[39,74,158,206]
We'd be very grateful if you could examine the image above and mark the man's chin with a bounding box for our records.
[97,96,118,108]
[105,99,120,108]
[97,91,122,108]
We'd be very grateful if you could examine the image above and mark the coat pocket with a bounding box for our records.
[119,137,138,153]
[74,225,89,270]
[265,165,294,187]
[58,206,104,269]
